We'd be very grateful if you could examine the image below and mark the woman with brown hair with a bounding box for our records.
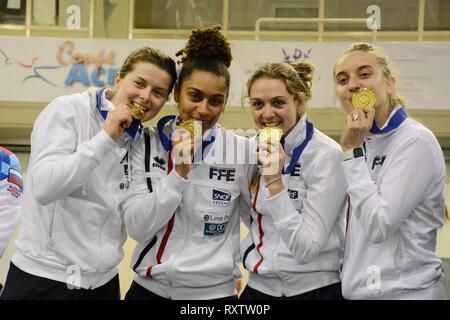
[239,61,347,300]
[1,47,177,300]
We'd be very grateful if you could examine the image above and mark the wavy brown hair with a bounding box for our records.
[247,61,315,121]
[118,46,177,97]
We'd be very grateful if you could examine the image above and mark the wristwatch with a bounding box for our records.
[342,147,364,161]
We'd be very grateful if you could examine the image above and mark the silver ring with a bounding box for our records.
[352,114,359,122]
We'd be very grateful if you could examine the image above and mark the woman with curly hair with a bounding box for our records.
[122,25,254,300]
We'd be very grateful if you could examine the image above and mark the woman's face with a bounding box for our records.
[174,70,227,132]
[249,78,301,135]
[114,61,173,122]
[334,51,395,114]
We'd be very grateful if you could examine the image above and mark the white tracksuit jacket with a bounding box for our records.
[0,147,23,258]
[12,88,130,289]
[341,105,447,300]
[123,116,254,299]
[240,114,347,297]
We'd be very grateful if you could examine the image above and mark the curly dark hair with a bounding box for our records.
[176,25,232,93]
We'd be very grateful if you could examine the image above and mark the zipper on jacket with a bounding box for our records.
[272,228,287,297]
[166,173,192,294]
[47,203,57,245]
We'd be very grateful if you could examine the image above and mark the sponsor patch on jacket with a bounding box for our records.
[209,167,235,181]
[203,214,230,236]
[152,156,167,170]
[290,164,301,176]
[287,189,298,199]
[372,155,387,170]
[212,189,232,205]
[8,168,23,189]
[7,184,22,198]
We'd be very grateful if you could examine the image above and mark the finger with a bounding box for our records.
[347,113,360,130]
[356,108,372,130]
[258,141,270,152]
[256,154,271,167]
[352,108,365,121]
[276,142,286,157]
[122,116,132,129]
[365,107,376,123]
[174,126,192,136]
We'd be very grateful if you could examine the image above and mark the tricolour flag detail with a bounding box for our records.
[8,168,23,189]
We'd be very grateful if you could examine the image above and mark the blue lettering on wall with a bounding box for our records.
[65,63,89,86]
[65,63,116,87]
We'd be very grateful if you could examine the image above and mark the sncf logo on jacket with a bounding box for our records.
[209,167,236,181]
[212,189,232,205]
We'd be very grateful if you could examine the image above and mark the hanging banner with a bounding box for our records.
[0,37,449,109]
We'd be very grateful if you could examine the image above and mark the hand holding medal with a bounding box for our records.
[179,119,202,141]
[341,88,376,151]
[172,119,200,179]
[257,126,285,182]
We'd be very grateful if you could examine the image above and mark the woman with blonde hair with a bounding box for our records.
[335,43,447,299]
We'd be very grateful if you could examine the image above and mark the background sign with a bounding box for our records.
[1,37,449,109]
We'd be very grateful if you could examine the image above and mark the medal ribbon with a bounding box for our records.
[280,119,314,174]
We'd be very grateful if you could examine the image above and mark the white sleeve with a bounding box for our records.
[29,99,117,205]
[342,136,440,243]
[122,140,188,243]
[0,205,20,258]
[0,152,23,257]
[264,148,347,264]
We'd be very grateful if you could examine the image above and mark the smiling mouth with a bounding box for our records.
[263,122,281,128]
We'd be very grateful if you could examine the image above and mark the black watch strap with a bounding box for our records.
[342,147,364,161]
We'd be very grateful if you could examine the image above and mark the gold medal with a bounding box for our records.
[179,119,202,139]
[127,101,145,120]
[259,127,283,142]
[351,88,376,109]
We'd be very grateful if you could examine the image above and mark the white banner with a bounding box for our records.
[0,37,449,109]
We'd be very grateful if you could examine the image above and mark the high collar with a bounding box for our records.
[377,105,403,130]
[282,113,310,157]
[157,116,218,161]
[368,105,406,140]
